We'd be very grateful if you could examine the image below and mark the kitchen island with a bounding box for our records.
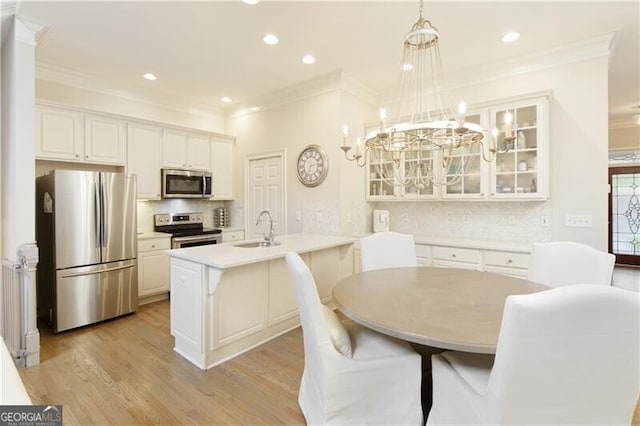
[166,233,355,370]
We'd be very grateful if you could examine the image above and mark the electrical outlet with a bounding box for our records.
[507,215,516,225]
[540,216,550,227]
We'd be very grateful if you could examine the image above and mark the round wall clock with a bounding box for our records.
[296,144,329,187]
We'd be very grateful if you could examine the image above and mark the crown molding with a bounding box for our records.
[445,32,615,93]
[35,62,224,120]
[228,70,378,119]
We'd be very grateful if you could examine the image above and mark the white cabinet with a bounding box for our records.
[84,114,126,165]
[162,129,211,171]
[221,229,244,243]
[127,122,163,200]
[489,97,548,200]
[210,136,235,200]
[432,246,482,270]
[35,105,127,165]
[415,244,432,266]
[171,258,205,361]
[483,250,530,277]
[365,94,548,202]
[138,236,171,299]
[35,105,84,161]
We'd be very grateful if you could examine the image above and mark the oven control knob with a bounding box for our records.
[196,215,202,221]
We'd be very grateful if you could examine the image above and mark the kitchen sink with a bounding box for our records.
[234,241,282,248]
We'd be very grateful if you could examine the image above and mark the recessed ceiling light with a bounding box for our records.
[402,63,413,71]
[221,97,232,103]
[242,0,259,4]
[263,34,279,45]
[302,55,316,65]
[142,73,157,81]
[502,31,520,43]
[250,106,260,111]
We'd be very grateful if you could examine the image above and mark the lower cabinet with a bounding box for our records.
[431,246,482,271]
[138,236,171,300]
[169,244,354,369]
[355,239,530,276]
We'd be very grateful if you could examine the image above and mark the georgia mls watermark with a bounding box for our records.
[0,405,62,426]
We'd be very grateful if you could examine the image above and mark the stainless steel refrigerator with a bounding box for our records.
[36,170,138,332]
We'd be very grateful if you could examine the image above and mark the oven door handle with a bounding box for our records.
[172,234,220,244]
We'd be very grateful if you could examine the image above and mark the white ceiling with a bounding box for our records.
[16,1,640,124]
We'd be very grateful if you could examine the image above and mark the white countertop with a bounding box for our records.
[166,233,354,269]
[352,233,532,253]
[412,236,532,253]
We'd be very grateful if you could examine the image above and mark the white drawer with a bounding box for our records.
[415,244,431,258]
[138,237,171,252]
[484,250,530,269]
[432,246,481,264]
[222,230,244,243]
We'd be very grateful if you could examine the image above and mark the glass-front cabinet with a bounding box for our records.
[365,93,549,201]
[489,97,548,200]
[441,112,489,199]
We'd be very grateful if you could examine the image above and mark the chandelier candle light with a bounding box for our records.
[341,0,515,187]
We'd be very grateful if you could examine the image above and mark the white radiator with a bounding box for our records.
[1,258,22,357]
[1,243,40,367]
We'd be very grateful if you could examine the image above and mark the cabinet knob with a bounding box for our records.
[451,253,457,258]
[75,154,79,158]
[151,244,156,249]
[507,259,513,264]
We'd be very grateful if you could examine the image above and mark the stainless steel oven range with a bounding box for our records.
[154,212,222,248]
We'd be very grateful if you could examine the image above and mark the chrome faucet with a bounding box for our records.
[256,210,275,246]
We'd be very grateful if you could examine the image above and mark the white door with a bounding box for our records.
[246,154,285,239]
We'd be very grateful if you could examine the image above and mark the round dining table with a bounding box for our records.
[332,266,549,354]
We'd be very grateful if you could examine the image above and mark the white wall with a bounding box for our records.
[225,72,376,237]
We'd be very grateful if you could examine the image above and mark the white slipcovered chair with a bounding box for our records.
[360,231,417,272]
[285,252,423,425]
[427,285,640,425]
[527,241,615,287]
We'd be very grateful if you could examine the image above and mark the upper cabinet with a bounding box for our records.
[127,122,163,200]
[210,135,235,200]
[488,97,548,200]
[36,105,126,165]
[365,94,549,202]
[162,129,211,171]
[84,114,127,165]
[36,105,85,162]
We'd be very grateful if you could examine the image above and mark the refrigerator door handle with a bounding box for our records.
[60,263,135,278]
[101,179,108,248]
[94,181,101,248]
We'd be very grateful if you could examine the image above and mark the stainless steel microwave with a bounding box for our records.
[161,169,212,199]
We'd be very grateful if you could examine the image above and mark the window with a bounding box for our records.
[609,166,640,266]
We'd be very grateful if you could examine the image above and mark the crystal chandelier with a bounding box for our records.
[341,0,514,187]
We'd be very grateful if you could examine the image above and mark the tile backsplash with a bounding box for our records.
[376,201,552,244]
[137,199,226,232]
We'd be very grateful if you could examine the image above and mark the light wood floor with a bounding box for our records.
[19,300,306,425]
[18,300,640,425]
